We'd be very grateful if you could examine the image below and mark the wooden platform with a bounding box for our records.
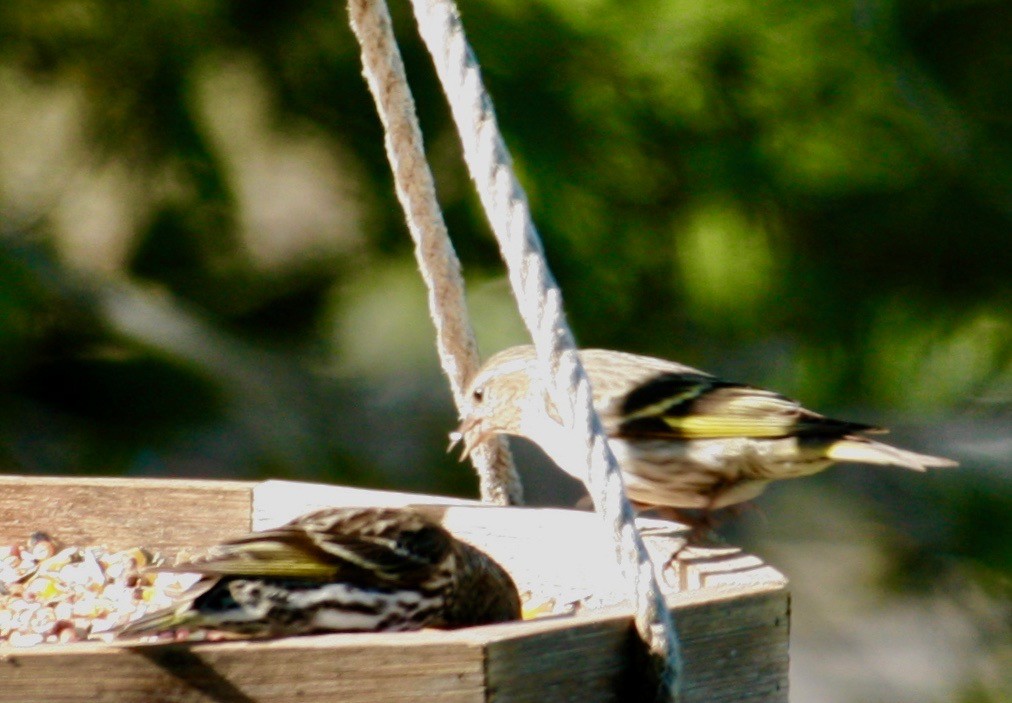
[0,475,789,702]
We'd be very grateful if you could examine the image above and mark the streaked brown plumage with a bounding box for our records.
[454,345,956,512]
[118,506,520,638]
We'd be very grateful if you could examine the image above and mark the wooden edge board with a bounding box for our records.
[0,632,488,703]
[0,475,254,555]
[0,475,256,491]
[250,479,480,528]
[484,586,789,703]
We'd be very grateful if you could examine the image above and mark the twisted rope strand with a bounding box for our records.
[406,0,683,696]
[347,0,522,505]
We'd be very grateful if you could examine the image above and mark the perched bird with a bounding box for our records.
[454,345,956,514]
[118,506,520,638]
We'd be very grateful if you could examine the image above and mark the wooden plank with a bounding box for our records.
[0,630,488,703]
[250,479,476,528]
[674,587,789,703]
[484,587,789,703]
[0,476,253,556]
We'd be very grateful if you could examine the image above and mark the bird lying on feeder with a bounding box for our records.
[118,506,520,638]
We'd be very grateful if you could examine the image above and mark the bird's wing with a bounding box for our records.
[155,508,454,587]
[300,507,454,586]
[615,372,877,440]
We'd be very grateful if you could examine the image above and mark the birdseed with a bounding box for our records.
[0,533,200,647]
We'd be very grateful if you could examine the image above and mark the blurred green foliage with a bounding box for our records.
[0,1,1009,695]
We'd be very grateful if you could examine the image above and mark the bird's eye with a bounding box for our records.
[472,387,485,403]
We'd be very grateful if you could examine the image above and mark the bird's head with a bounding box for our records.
[442,540,521,627]
[450,346,547,460]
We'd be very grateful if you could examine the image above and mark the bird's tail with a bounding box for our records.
[117,603,199,638]
[826,436,958,471]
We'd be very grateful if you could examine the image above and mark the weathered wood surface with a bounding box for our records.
[484,588,788,703]
[0,475,252,556]
[0,630,490,703]
[0,476,790,703]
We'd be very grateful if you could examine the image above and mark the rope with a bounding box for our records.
[347,0,522,506]
[406,0,683,698]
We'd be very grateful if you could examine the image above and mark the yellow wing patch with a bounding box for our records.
[175,539,339,579]
[662,414,793,439]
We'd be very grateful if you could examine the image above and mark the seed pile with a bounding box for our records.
[0,532,198,647]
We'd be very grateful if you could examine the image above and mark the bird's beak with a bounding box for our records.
[448,416,482,461]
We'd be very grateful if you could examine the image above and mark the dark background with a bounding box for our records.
[0,1,1008,700]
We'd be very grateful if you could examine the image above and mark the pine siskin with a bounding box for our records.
[453,345,957,513]
[118,506,520,638]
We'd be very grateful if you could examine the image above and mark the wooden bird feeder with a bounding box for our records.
[0,475,789,702]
